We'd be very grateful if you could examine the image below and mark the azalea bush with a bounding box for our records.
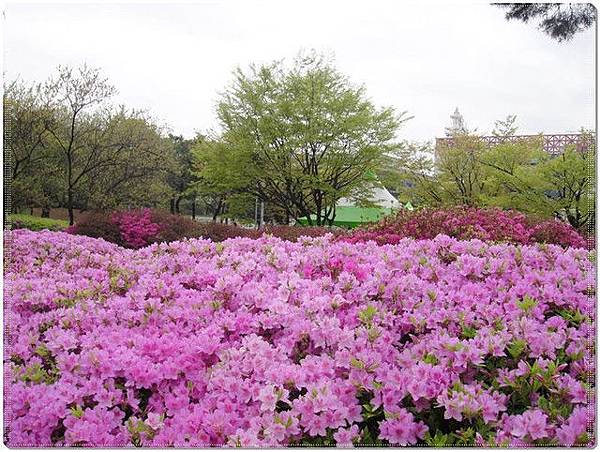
[112,209,163,248]
[5,230,594,447]
[261,225,338,242]
[69,209,333,248]
[67,209,203,248]
[529,219,591,250]
[343,207,587,249]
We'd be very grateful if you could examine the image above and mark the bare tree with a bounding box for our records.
[43,65,117,224]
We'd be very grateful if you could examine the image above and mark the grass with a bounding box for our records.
[8,214,69,231]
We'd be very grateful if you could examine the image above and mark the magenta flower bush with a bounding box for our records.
[68,209,335,248]
[529,219,589,250]
[112,209,162,249]
[342,207,587,249]
[4,230,594,447]
[67,209,176,249]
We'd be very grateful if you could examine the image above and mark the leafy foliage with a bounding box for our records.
[8,214,69,232]
[401,133,594,231]
[5,66,179,224]
[494,3,596,42]
[204,51,407,225]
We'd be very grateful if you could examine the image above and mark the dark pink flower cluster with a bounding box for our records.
[4,230,595,447]
[111,209,162,249]
[529,219,589,250]
[342,207,587,249]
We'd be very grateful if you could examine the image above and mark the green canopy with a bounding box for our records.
[296,205,394,229]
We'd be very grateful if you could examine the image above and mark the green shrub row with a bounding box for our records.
[8,214,69,232]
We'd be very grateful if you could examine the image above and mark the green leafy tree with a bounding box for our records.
[4,80,62,216]
[214,52,406,225]
[79,109,177,211]
[6,66,179,223]
[191,139,252,221]
[412,128,594,230]
[432,134,488,206]
[535,144,594,229]
[475,133,593,230]
[43,64,118,224]
[166,134,203,215]
[476,138,553,214]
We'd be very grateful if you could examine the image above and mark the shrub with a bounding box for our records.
[69,209,334,248]
[343,206,587,248]
[529,219,588,249]
[5,230,594,446]
[260,225,336,242]
[196,222,257,242]
[112,209,162,248]
[8,214,69,232]
[66,211,128,246]
[191,223,335,243]
[69,209,204,248]
[148,209,205,244]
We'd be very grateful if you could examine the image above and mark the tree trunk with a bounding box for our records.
[326,204,336,226]
[191,200,196,220]
[212,199,222,222]
[314,192,323,226]
[41,207,51,218]
[170,198,175,214]
[67,187,74,225]
[175,196,182,214]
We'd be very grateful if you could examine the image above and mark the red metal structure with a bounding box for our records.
[436,133,594,156]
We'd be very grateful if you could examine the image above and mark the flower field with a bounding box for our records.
[4,229,595,447]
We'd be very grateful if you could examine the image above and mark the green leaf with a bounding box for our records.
[423,353,439,365]
[507,339,527,359]
[350,357,365,369]
[516,295,538,315]
[425,431,451,446]
[70,405,84,419]
[358,305,378,325]
[460,325,477,339]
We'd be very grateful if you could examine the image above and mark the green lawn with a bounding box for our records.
[8,214,69,231]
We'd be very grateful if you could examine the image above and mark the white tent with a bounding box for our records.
[337,183,401,209]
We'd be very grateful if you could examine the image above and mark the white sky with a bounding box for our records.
[3,0,596,142]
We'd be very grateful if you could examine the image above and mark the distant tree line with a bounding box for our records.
[5,55,407,226]
[5,54,594,230]
[5,65,195,224]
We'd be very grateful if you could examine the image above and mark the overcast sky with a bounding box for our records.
[4,0,596,142]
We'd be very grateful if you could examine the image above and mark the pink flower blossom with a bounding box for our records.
[4,229,594,447]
